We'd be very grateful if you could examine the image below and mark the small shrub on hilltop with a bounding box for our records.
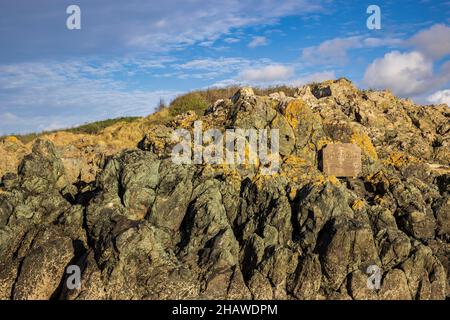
[254,85,297,97]
[169,92,209,116]
[67,117,141,135]
[167,85,298,117]
[200,86,240,104]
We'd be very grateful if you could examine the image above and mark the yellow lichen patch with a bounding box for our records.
[364,171,391,196]
[289,187,298,200]
[307,141,316,151]
[171,111,198,129]
[280,155,315,183]
[283,155,308,166]
[312,175,327,186]
[219,141,260,172]
[283,99,309,129]
[282,171,305,184]
[252,174,275,191]
[316,137,332,151]
[313,174,339,186]
[211,139,263,174]
[221,167,242,184]
[351,199,365,211]
[3,136,19,144]
[290,145,316,168]
[269,98,280,110]
[350,130,378,160]
[328,175,339,185]
[382,151,422,169]
[383,152,405,167]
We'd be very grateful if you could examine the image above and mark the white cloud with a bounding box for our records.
[124,1,323,51]
[1,1,325,59]
[175,57,277,80]
[428,89,450,106]
[210,69,337,88]
[301,36,402,65]
[239,65,294,82]
[178,57,250,71]
[248,36,268,48]
[0,61,179,135]
[362,25,450,99]
[224,37,241,44]
[363,51,435,96]
[301,37,360,65]
[362,37,403,47]
[299,24,449,69]
[198,41,216,47]
[208,78,242,88]
[291,70,336,86]
[0,112,19,123]
[409,24,450,59]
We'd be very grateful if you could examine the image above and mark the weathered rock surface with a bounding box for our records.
[0,79,448,300]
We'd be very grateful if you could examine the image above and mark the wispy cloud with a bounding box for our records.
[239,65,293,82]
[177,58,250,72]
[363,24,450,98]
[301,36,403,65]
[0,0,325,62]
[0,60,179,135]
[0,1,448,136]
[408,24,450,59]
[428,89,450,106]
[291,71,337,86]
[248,36,268,48]
[125,1,322,51]
[209,66,335,87]
[363,51,434,96]
[224,37,241,44]
[174,57,279,80]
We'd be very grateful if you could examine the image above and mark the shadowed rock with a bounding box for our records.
[0,80,448,300]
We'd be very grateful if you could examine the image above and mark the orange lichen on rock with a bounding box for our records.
[351,199,365,211]
[283,155,308,166]
[382,151,421,169]
[350,129,378,160]
[313,174,339,186]
[282,98,310,129]
[316,137,333,151]
[3,136,19,144]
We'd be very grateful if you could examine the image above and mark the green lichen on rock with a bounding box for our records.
[0,80,448,300]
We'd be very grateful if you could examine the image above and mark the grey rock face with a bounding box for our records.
[0,81,448,300]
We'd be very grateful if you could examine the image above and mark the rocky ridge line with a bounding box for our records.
[0,79,448,300]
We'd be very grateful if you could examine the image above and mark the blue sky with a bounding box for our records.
[0,0,449,135]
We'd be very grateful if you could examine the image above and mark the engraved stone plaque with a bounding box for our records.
[322,143,362,177]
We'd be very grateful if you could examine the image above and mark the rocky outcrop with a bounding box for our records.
[0,118,149,185]
[0,79,448,300]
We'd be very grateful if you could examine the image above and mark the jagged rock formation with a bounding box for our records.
[0,79,448,300]
[0,118,150,184]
